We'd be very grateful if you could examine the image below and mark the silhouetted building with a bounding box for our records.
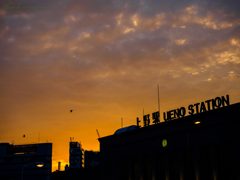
[84,151,100,168]
[99,102,240,180]
[69,141,84,169]
[52,147,99,180]
[65,164,69,171]
[0,143,52,180]
[52,100,240,180]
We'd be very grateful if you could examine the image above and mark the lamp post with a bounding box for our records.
[21,162,44,180]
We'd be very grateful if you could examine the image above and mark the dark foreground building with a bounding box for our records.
[52,100,240,180]
[0,143,52,180]
[99,101,240,180]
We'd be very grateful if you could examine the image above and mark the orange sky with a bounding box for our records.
[0,0,240,172]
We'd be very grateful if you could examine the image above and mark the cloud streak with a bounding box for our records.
[1,0,240,171]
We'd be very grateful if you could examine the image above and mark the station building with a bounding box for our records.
[99,100,240,180]
[0,143,52,180]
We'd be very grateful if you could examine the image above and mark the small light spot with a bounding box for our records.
[162,139,167,147]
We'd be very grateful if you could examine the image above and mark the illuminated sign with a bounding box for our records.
[136,95,229,127]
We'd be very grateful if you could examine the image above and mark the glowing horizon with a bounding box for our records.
[0,0,240,172]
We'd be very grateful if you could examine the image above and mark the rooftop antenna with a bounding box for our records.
[158,84,160,121]
[38,133,40,143]
[96,129,100,139]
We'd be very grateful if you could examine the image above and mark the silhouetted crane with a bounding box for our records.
[96,129,100,138]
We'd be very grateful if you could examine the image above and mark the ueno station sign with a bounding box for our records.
[136,95,230,128]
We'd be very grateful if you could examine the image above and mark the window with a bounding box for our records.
[169,151,180,180]
[144,156,152,180]
[216,143,232,180]
[120,158,129,180]
[184,149,195,180]
[199,146,213,180]
[156,153,165,180]
[132,157,140,180]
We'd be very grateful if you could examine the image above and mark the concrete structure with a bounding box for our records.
[0,143,52,180]
[99,102,240,180]
[69,141,84,169]
[52,101,240,180]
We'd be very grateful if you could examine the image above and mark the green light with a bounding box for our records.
[162,139,167,147]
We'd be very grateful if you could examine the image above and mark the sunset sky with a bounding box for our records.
[0,0,240,171]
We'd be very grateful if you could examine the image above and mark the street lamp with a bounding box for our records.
[36,163,44,168]
[22,162,44,180]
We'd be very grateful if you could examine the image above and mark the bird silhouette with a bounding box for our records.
[23,135,25,137]
[70,110,73,113]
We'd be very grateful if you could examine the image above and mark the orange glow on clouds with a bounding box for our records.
[1,0,240,172]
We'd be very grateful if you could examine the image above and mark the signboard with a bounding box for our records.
[136,95,229,127]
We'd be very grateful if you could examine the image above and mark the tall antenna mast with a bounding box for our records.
[158,84,160,121]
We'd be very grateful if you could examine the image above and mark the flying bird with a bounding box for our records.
[70,110,73,113]
[23,135,25,137]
